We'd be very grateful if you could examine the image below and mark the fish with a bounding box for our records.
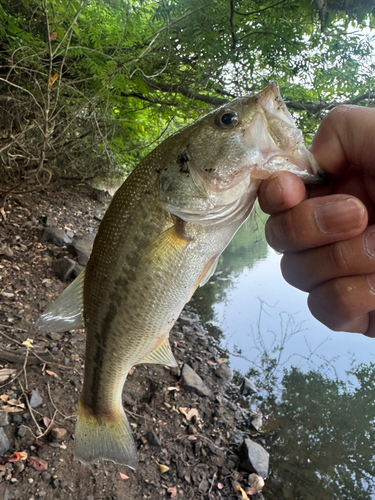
[36,82,320,469]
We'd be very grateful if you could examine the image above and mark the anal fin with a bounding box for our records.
[138,336,178,367]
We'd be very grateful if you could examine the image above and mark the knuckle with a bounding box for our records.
[329,241,351,274]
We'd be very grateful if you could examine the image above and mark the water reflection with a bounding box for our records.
[190,205,375,499]
[191,205,375,379]
[256,364,375,500]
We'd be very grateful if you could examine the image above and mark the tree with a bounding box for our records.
[0,0,374,195]
[256,364,375,500]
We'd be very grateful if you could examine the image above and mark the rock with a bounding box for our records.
[0,245,13,257]
[240,438,269,478]
[12,461,25,474]
[214,363,233,382]
[251,413,263,432]
[11,414,22,424]
[72,263,85,278]
[230,430,244,444]
[50,427,67,442]
[48,332,62,341]
[198,479,210,493]
[181,364,211,397]
[17,425,27,438]
[67,234,95,266]
[51,257,76,281]
[0,427,10,455]
[91,188,111,203]
[145,431,161,446]
[240,378,258,396]
[179,315,195,327]
[42,216,57,227]
[41,228,71,247]
[0,413,9,426]
[29,389,43,408]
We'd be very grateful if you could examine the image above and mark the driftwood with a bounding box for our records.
[0,346,55,365]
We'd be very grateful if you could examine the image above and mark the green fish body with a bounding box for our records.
[36,82,319,468]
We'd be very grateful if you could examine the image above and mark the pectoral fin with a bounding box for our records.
[138,336,178,367]
[36,269,85,332]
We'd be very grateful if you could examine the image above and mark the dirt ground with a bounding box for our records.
[0,182,266,500]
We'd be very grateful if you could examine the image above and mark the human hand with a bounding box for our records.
[258,105,375,336]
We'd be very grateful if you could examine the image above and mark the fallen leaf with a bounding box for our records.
[167,486,177,497]
[1,405,23,413]
[217,482,224,490]
[179,407,199,421]
[156,461,169,474]
[236,484,249,500]
[28,457,48,471]
[119,473,129,480]
[48,73,59,87]
[43,416,55,429]
[0,369,17,383]
[6,451,28,462]
[46,370,59,379]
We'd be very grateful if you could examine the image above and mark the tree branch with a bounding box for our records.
[145,79,227,106]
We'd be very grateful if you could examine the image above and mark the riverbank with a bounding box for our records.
[0,182,267,500]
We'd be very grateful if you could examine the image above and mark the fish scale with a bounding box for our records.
[36,82,321,468]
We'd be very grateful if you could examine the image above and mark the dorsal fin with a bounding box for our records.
[36,269,85,332]
[138,336,178,367]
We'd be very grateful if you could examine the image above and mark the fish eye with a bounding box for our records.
[215,109,239,130]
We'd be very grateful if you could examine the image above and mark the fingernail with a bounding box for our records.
[265,176,284,207]
[364,230,375,259]
[366,273,375,295]
[314,199,365,234]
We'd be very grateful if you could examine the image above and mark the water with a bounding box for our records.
[190,207,375,500]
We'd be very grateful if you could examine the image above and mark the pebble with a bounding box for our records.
[12,414,22,424]
[17,425,28,438]
[214,363,233,382]
[0,427,10,455]
[51,257,76,282]
[29,389,43,408]
[145,431,161,446]
[41,227,72,247]
[241,378,258,396]
[67,234,95,266]
[198,479,210,493]
[13,461,25,474]
[240,438,269,478]
[0,412,9,426]
[181,364,211,397]
[50,427,67,442]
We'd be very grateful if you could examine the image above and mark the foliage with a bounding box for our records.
[0,0,374,192]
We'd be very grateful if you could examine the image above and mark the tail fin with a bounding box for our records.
[74,399,138,469]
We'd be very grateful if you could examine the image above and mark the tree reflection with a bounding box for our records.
[255,364,375,500]
[190,207,269,340]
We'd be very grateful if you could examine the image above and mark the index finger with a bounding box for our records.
[310,105,375,175]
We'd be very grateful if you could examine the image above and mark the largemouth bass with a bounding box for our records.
[36,82,319,469]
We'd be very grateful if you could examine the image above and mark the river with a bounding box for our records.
[190,206,375,500]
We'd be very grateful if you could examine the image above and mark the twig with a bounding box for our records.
[208,472,217,498]
[47,383,75,421]
[18,380,43,436]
